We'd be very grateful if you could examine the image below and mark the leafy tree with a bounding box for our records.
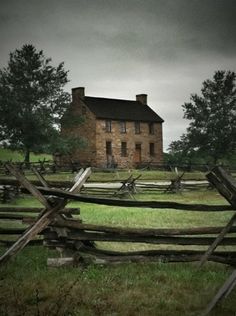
[167,136,192,165]
[0,44,78,162]
[169,71,236,164]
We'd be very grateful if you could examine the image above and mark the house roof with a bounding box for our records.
[83,96,164,123]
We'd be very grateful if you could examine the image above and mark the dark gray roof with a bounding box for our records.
[83,96,164,123]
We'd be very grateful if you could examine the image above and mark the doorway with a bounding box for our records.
[134,143,141,164]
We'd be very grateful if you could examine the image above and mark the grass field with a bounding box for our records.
[0,148,52,162]
[43,171,206,182]
[0,189,235,316]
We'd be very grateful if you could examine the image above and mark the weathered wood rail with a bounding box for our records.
[0,165,91,264]
[0,185,19,203]
[0,164,235,315]
[0,206,80,214]
[0,159,81,175]
[199,166,236,315]
[0,178,211,199]
[21,186,234,211]
[1,159,235,174]
[0,166,235,260]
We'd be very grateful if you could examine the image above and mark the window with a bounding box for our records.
[120,121,126,133]
[121,142,127,157]
[135,122,141,134]
[105,120,112,132]
[149,122,154,135]
[149,143,155,156]
[106,141,112,155]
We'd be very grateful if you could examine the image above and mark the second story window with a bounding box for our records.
[105,120,112,133]
[135,122,141,134]
[120,121,126,133]
[149,122,154,135]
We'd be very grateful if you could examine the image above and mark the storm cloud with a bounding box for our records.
[1,0,236,149]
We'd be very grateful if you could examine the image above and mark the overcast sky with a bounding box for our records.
[1,0,236,150]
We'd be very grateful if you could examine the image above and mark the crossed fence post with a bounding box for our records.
[199,166,236,315]
[0,163,91,265]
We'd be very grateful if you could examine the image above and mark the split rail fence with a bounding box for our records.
[0,164,235,315]
[0,176,212,203]
[1,159,235,175]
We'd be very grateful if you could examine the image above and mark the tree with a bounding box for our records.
[167,135,193,165]
[169,71,236,164]
[0,44,74,162]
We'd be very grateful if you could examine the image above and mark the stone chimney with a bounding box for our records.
[72,87,85,102]
[136,94,147,105]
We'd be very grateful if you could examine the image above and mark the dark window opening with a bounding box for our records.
[135,143,141,150]
[135,122,141,134]
[121,142,127,157]
[120,121,126,133]
[149,143,155,156]
[106,141,112,155]
[149,123,154,135]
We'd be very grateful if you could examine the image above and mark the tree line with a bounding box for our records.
[0,44,81,162]
[0,44,235,164]
[168,70,236,165]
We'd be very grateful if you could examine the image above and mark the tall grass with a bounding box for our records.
[1,249,234,316]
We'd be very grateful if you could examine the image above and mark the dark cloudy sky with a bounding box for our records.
[1,0,236,150]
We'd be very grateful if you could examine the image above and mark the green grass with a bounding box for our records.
[0,190,235,315]
[90,169,207,181]
[0,170,207,184]
[21,169,206,182]
[1,250,235,316]
[0,148,52,162]
[0,147,207,181]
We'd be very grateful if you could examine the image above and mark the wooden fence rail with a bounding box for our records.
[23,186,233,211]
[0,160,236,175]
[0,164,235,315]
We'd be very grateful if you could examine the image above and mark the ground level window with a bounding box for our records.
[149,143,155,156]
[121,142,127,157]
[106,141,112,155]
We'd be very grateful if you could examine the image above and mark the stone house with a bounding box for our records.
[60,87,164,168]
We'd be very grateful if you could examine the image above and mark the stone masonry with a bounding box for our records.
[95,119,163,168]
[60,87,164,168]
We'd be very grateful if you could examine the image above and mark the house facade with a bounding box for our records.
[60,87,164,168]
